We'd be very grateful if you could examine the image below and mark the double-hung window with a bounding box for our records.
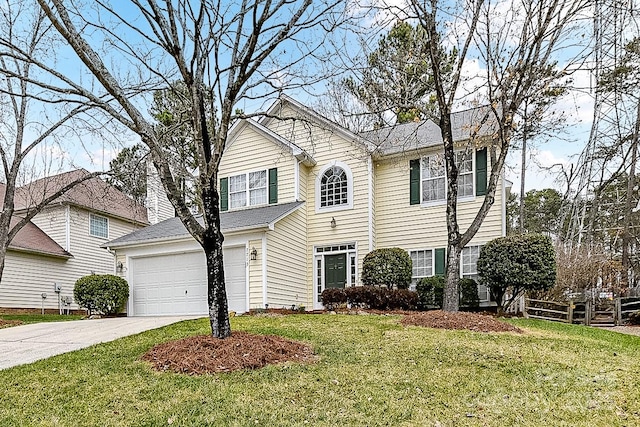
[409,249,433,289]
[229,170,267,209]
[456,151,474,197]
[89,214,108,238]
[421,155,446,202]
[462,245,489,301]
[419,150,475,203]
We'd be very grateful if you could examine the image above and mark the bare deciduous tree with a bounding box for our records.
[398,0,591,311]
[30,0,345,337]
[0,2,109,283]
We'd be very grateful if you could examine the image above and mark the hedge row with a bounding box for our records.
[321,286,419,310]
[415,276,480,309]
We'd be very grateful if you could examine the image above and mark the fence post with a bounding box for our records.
[585,300,591,326]
[568,299,574,324]
[615,297,622,326]
[523,298,529,318]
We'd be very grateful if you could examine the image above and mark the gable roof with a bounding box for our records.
[261,95,376,153]
[103,201,304,249]
[12,169,148,225]
[227,119,316,166]
[360,107,499,156]
[9,216,72,259]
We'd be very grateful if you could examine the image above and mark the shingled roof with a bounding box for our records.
[361,107,498,156]
[103,201,304,248]
[9,217,72,258]
[12,169,148,225]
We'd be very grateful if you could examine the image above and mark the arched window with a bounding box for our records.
[316,161,353,212]
[320,166,348,207]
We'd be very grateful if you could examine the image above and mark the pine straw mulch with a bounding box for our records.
[401,310,523,333]
[141,331,316,375]
[0,319,23,329]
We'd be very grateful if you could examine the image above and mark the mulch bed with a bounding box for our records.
[141,331,316,375]
[0,319,23,329]
[401,310,523,333]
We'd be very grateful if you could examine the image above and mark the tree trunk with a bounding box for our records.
[519,128,527,234]
[443,244,461,312]
[622,101,640,288]
[201,183,231,339]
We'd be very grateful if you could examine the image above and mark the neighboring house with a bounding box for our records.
[105,95,508,316]
[0,169,148,312]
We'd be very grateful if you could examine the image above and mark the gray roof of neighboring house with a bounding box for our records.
[103,201,304,248]
[361,107,498,156]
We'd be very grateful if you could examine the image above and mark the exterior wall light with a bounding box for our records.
[330,217,336,228]
[250,247,258,261]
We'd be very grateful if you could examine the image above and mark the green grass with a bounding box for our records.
[0,315,639,426]
[0,314,83,325]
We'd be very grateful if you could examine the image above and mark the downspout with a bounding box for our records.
[65,205,71,252]
[262,232,268,308]
[368,155,374,252]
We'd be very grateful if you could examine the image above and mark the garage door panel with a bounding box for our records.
[131,247,246,316]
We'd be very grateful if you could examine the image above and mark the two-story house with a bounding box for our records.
[0,169,148,312]
[105,95,507,316]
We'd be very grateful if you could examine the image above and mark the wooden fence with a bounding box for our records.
[524,297,640,326]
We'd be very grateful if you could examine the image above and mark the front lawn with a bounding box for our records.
[0,313,83,328]
[0,315,638,426]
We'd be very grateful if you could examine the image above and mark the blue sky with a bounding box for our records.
[13,0,601,196]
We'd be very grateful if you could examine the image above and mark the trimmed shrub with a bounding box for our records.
[459,278,480,308]
[322,286,419,310]
[73,274,129,315]
[320,288,347,310]
[416,276,445,309]
[387,289,419,310]
[416,276,480,309]
[345,286,385,309]
[477,233,556,313]
[362,248,412,289]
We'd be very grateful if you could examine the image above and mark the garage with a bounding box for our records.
[129,246,247,316]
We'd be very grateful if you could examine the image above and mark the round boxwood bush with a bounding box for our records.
[459,278,480,308]
[73,274,129,315]
[477,233,556,313]
[416,276,445,309]
[362,248,412,289]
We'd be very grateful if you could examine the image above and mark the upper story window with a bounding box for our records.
[89,214,108,238]
[316,161,353,212]
[229,170,267,209]
[321,166,348,207]
[420,150,474,203]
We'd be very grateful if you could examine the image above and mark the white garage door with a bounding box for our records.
[130,247,247,316]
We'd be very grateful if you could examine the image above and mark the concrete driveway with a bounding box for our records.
[0,316,201,370]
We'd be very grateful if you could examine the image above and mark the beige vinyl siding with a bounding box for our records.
[265,104,371,293]
[248,238,264,308]
[375,153,504,251]
[0,251,74,310]
[266,208,307,308]
[31,205,69,250]
[1,206,143,311]
[220,125,296,204]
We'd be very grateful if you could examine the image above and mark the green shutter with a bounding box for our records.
[410,159,420,205]
[435,248,446,276]
[220,177,228,212]
[268,168,278,204]
[476,148,487,196]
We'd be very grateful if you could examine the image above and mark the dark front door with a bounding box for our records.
[325,254,347,289]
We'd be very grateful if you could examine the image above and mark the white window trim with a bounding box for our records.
[420,149,476,207]
[89,213,109,239]
[460,244,490,302]
[315,161,354,213]
[229,169,268,210]
[409,248,435,281]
